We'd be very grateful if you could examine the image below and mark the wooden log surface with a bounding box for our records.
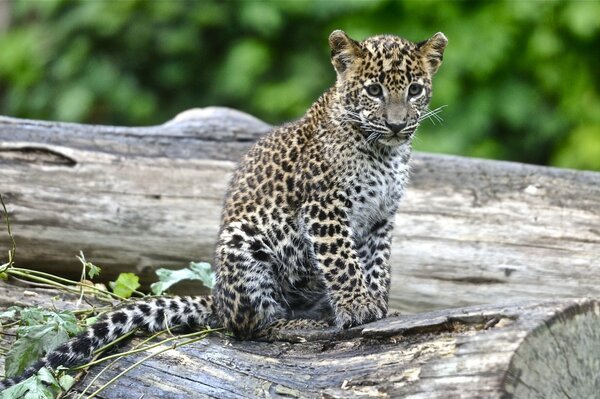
[0,285,597,398]
[1,107,600,313]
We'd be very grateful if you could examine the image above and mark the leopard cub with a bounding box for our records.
[215,30,447,337]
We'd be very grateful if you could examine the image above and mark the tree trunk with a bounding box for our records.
[0,285,597,398]
[1,108,599,313]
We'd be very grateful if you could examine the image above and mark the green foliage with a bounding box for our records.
[0,202,217,395]
[0,0,598,170]
[1,368,53,399]
[0,309,17,321]
[2,307,81,378]
[0,367,75,399]
[151,262,215,295]
[109,272,140,298]
[76,250,101,280]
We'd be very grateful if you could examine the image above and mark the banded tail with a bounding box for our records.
[0,295,215,390]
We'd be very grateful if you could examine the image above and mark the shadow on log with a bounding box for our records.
[1,108,599,313]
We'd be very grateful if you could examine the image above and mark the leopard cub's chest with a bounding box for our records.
[345,154,410,240]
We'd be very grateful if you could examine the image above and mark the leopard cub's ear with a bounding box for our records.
[417,32,448,75]
[329,30,364,75]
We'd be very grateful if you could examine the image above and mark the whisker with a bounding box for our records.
[419,105,447,126]
[419,106,445,120]
[366,128,384,144]
[422,105,447,116]
[428,109,445,123]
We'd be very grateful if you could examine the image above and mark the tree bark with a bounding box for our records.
[1,107,599,313]
[0,285,597,398]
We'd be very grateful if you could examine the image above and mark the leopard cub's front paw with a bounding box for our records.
[334,297,385,329]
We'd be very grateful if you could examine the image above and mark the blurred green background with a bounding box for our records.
[0,0,599,170]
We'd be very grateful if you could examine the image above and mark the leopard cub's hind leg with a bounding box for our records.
[215,221,292,338]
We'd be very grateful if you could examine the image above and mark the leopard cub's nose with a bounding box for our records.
[385,121,407,133]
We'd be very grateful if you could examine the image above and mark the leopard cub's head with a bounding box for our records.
[329,30,447,146]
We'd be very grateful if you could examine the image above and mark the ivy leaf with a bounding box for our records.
[150,262,214,295]
[109,273,140,298]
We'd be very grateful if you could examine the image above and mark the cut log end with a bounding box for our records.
[503,300,600,398]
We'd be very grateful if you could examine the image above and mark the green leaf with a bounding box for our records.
[239,2,282,36]
[3,347,37,380]
[35,367,59,389]
[151,262,214,295]
[3,308,81,378]
[109,272,140,298]
[76,251,101,279]
[18,308,79,334]
[0,308,17,320]
[217,39,270,98]
[5,325,69,378]
[58,374,75,391]
[562,1,600,39]
[48,311,80,336]
[17,307,44,326]
[0,374,55,399]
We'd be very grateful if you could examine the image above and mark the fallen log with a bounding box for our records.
[1,108,599,313]
[0,285,597,398]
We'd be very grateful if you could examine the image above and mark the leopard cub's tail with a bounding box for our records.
[0,295,216,391]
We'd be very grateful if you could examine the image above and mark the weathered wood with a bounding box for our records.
[1,108,599,313]
[78,298,600,398]
[1,285,597,398]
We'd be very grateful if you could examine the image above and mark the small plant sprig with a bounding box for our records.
[0,194,17,278]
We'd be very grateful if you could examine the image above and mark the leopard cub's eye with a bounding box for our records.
[408,83,423,97]
[366,84,383,97]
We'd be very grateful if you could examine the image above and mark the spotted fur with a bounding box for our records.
[0,30,446,390]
